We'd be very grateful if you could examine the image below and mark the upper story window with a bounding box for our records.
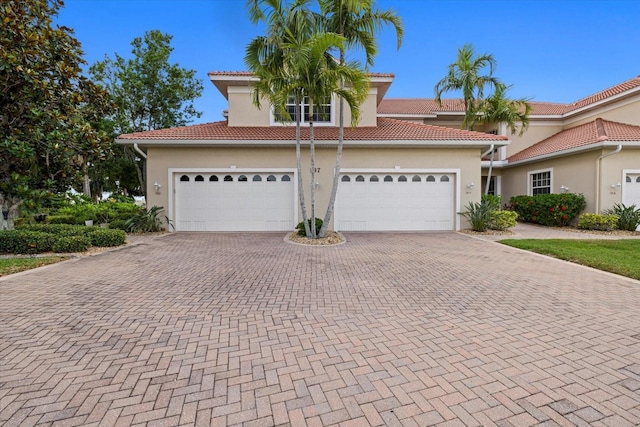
[272,96,333,126]
[529,169,552,195]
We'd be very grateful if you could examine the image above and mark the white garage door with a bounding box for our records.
[174,172,295,231]
[335,172,455,231]
[623,173,640,207]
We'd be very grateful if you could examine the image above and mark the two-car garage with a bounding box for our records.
[171,169,458,232]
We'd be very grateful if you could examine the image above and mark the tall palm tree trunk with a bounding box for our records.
[295,100,310,237]
[309,118,316,238]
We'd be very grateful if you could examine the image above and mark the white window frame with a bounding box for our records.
[528,168,553,196]
[270,95,335,127]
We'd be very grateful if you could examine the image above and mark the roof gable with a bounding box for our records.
[507,118,640,163]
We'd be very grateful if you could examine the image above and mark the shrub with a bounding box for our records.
[459,200,494,232]
[603,203,640,231]
[482,194,502,211]
[125,206,169,233]
[52,236,91,253]
[0,230,56,254]
[509,193,586,226]
[296,217,323,236]
[17,223,87,236]
[490,210,518,231]
[46,214,75,224]
[108,219,128,231]
[88,229,127,247]
[577,213,619,231]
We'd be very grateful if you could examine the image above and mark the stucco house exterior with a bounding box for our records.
[117,72,640,232]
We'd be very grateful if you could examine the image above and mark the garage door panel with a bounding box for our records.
[336,172,455,231]
[175,172,294,231]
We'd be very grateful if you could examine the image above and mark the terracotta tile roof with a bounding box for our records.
[378,76,640,116]
[207,71,395,78]
[118,117,507,142]
[508,118,640,162]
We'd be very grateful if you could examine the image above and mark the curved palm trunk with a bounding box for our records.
[309,119,316,238]
[319,50,346,238]
[295,100,310,237]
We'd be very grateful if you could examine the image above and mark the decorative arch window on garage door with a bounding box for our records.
[440,176,450,182]
[267,175,277,182]
[341,175,351,182]
[384,175,393,182]
[398,175,407,182]
[370,175,379,182]
[180,175,190,182]
[426,175,436,182]
[238,175,248,182]
[355,175,365,182]
[224,175,233,182]
[195,175,204,182]
[253,175,262,181]
[282,175,291,182]
[412,175,421,182]
[209,175,219,182]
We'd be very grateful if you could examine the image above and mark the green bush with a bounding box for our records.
[482,194,502,211]
[52,236,91,253]
[18,223,87,236]
[459,200,494,232]
[0,230,56,254]
[490,210,518,231]
[108,219,128,231]
[125,206,168,233]
[46,214,75,224]
[603,203,640,231]
[577,213,619,231]
[509,193,586,226]
[88,229,127,247]
[296,217,323,236]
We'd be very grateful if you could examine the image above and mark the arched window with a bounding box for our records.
[384,175,393,182]
[282,175,291,182]
[195,175,204,182]
[398,175,407,182]
[267,175,277,182]
[426,175,436,182]
[637,176,640,183]
[238,175,248,182]
[627,176,632,182]
[224,175,233,182]
[209,175,219,182]
[356,175,365,182]
[253,175,262,182]
[341,175,351,182]
[180,175,190,182]
[370,175,379,182]
[440,176,450,182]
[412,175,421,182]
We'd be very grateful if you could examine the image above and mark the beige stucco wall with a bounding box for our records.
[506,122,565,158]
[226,86,378,128]
[500,149,640,213]
[564,94,640,128]
[145,145,482,230]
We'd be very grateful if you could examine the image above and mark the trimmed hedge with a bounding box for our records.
[490,210,518,231]
[578,213,619,231]
[52,236,92,253]
[0,230,56,254]
[88,229,127,247]
[509,193,586,226]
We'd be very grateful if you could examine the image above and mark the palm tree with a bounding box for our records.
[477,82,532,194]
[317,0,403,237]
[245,0,368,238]
[434,43,499,130]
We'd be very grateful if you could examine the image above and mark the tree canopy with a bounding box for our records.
[0,0,113,214]
[89,30,204,196]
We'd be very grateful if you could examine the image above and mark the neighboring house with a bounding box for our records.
[378,76,640,213]
[117,72,507,232]
[117,73,640,232]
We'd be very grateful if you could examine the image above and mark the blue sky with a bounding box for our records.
[58,0,640,125]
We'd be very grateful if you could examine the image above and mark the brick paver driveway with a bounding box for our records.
[1,233,640,426]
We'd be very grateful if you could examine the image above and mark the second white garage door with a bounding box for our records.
[335,172,456,231]
[174,172,295,231]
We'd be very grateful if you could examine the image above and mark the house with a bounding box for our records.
[378,76,640,213]
[117,73,640,232]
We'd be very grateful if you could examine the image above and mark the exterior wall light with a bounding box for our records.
[611,182,622,189]
[560,185,569,192]
[467,182,475,189]
[153,181,162,194]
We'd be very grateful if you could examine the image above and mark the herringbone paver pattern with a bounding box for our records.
[1,232,640,426]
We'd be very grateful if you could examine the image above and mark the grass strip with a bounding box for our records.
[0,257,65,277]
[499,239,640,280]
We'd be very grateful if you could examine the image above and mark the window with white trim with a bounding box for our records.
[530,170,551,195]
[273,96,333,125]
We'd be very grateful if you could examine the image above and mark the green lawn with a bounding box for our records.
[0,257,65,277]
[499,239,640,280]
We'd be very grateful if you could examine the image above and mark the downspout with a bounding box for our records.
[482,144,495,196]
[595,144,622,213]
[133,143,147,160]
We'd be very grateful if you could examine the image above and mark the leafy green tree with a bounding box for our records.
[434,43,499,130]
[477,82,532,137]
[89,30,204,197]
[246,0,368,238]
[0,0,113,228]
[317,0,403,237]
